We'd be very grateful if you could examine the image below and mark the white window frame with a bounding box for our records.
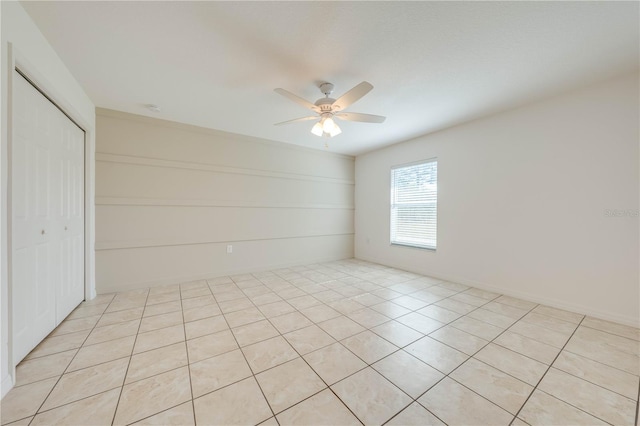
[390,158,438,250]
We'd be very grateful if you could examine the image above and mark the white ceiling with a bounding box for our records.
[22,1,639,155]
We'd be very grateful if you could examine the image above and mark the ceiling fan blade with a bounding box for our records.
[335,112,386,123]
[331,81,374,111]
[274,88,319,112]
[274,116,318,126]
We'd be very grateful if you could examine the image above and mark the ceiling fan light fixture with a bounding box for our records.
[328,124,342,137]
[311,121,324,136]
[322,116,337,133]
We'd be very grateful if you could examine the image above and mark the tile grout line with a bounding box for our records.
[240,268,447,424]
[109,289,151,426]
[23,294,117,426]
[635,379,640,426]
[21,303,113,361]
[98,284,216,424]
[548,357,639,401]
[179,282,199,426]
[237,267,390,422]
[557,345,640,378]
[102,292,191,422]
[324,264,454,424]
[228,274,343,422]
[580,323,640,341]
[16,308,106,368]
[422,296,609,375]
[247,269,388,424]
[211,278,280,424]
[382,400,447,426]
[506,316,613,426]
[407,296,541,423]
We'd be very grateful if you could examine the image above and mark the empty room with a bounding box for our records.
[0,1,638,425]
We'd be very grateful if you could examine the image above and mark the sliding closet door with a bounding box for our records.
[56,91,85,324]
[12,70,85,362]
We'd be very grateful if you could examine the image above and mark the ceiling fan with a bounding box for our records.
[274,81,386,137]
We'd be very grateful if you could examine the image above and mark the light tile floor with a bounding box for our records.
[2,259,639,425]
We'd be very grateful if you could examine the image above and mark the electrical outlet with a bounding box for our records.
[226,245,233,254]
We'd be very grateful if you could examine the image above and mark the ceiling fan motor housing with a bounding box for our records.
[315,97,336,112]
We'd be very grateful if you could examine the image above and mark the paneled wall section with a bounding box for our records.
[96,109,354,293]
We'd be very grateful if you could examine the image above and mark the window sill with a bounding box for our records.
[390,242,436,251]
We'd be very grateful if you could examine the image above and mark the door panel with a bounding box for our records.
[12,70,85,362]
[35,243,51,318]
[12,247,30,343]
[56,101,85,323]
[12,72,56,362]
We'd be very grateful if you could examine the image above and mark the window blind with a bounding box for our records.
[390,160,437,250]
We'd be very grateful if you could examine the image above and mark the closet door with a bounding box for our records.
[56,105,85,323]
[12,70,85,362]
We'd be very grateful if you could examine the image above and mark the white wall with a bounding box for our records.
[95,109,354,293]
[355,73,639,327]
[1,1,96,397]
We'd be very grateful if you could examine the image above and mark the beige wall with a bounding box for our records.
[355,73,639,327]
[96,109,354,293]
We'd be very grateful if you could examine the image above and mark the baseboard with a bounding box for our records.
[355,255,640,329]
[97,254,354,294]
[86,287,97,301]
[1,373,14,399]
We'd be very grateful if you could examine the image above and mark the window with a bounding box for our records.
[390,159,438,250]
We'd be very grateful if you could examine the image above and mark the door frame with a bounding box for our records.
[3,43,96,394]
